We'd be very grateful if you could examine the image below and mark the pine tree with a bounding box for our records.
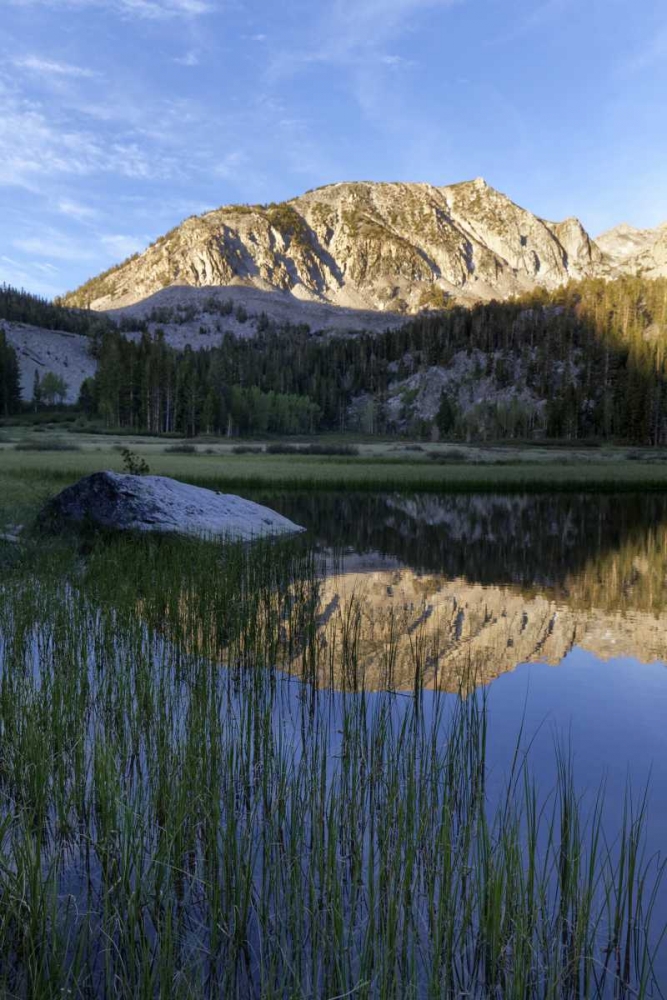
[0,329,22,415]
[436,391,457,437]
[32,369,42,411]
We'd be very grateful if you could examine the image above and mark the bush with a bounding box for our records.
[265,443,299,454]
[14,439,81,452]
[302,443,359,456]
[265,443,359,456]
[164,443,197,454]
[428,448,468,463]
[121,448,150,475]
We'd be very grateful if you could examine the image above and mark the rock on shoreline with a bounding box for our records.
[41,471,304,541]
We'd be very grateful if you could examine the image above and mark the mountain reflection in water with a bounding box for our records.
[256,491,667,691]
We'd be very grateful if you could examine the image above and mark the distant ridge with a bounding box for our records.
[595,221,667,278]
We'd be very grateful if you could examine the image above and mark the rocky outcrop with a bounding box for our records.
[3,322,95,403]
[42,472,304,540]
[64,179,614,314]
[596,222,667,279]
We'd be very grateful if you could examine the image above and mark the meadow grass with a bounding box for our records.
[0,529,664,997]
[4,446,667,528]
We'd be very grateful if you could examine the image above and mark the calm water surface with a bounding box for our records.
[5,489,666,992]
[265,490,667,890]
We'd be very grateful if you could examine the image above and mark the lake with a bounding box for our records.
[1,488,666,996]
[265,490,667,979]
[270,488,667,767]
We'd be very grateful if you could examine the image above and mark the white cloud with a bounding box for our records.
[57,198,99,220]
[174,50,200,66]
[623,26,667,74]
[213,149,248,180]
[485,0,575,46]
[14,56,98,78]
[268,0,458,82]
[99,233,147,257]
[0,256,63,298]
[12,228,147,265]
[325,0,460,56]
[0,90,176,188]
[13,228,97,262]
[380,54,415,68]
[117,0,214,18]
[7,0,214,17]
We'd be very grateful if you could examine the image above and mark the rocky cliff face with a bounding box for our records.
[4,322,95,403]
[64,178,619,314]
[596,221,667,279]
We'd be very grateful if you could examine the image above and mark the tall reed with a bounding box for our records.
[0,532,663,997]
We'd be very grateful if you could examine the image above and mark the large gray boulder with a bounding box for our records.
[42,471,304,541]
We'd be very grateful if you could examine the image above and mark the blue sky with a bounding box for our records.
[1,0,666,298]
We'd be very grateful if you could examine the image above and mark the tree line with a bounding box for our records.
[81,276,667,442]
[4,276,667,441]
[0,328,21,416]
[0,283,114,337]
[79,332,320,436]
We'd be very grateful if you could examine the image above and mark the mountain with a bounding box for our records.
[596,221,667,279]
[63,178,609,313]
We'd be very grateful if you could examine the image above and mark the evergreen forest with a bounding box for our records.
[82,277,667,442]
[3,276,667,442]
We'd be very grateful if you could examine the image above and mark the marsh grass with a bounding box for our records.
[265,443,360,456]
[163,443,198,454]
[0,533,664,997]
[13,438,82,452]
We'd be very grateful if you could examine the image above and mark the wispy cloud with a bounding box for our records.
[7,0,214,17]
[118,0,214,18]
[0,86,180,188]
[12,227,147,266]
[622,26,667,74]
[324,0,460,58]
[380,54,415,68]
[57,197,99,220]
[99,233,147,257]
[268,0,458,89]
[174,50,200,66]
[13,228,98,262]
[484,0,575,47]
[0,255,63,298]
[14,55,98,78]
[213,149,250,181]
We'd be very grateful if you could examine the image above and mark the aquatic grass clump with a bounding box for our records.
[0,534,664,997]
[13,438,81,451]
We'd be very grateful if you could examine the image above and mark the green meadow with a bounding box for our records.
[3,433,667,527]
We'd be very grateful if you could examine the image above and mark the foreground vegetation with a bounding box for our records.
[0,527,664,998]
